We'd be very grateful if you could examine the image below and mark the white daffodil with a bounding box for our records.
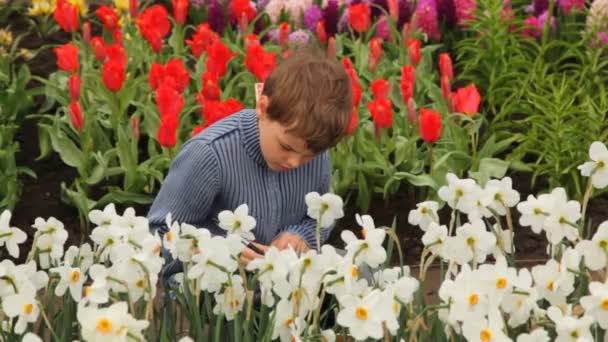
[466,186,493,221]
[532,259,575,305]
[341,225,386,268]
[83,264,110,304]
[2,281,39,334]
[175,223,210,262]
[88,203,119,228]
[483,177,520,216]
[578,141,608,189]
[547,306,594,342]
[213,275,246,320]
[516,194,553,234]
[447,265,489,323]
[22,333,43,342]
[580,281,608,329]
[246,246,290,288]
[50,263,85,302]
[0,210,27,258]
[337,290,390,341]
[117,207,149,230]
[188,235,242,293]
[305,192,344,228]
[542,188,581,245]
[462,308,511,342]
[576,220,608,270]
[408,201,439,231]
[90,224,127,262]
[78,301,148,341]
[478,256,517,304]
[325,258,366,297]
[438,173,479,214]
[452,219,496,265]
[390,276,419,305]
[162,213,181,258]
[501,268,539,328]
[373,266,409,288]
[18,261,49,292]
[516,329,550,342]
[422,222,448,258]
[218,204,256,240]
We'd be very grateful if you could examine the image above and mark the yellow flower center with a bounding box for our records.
[546,281,554,291]
[468,294,479,306]
[456,189,464,198]
[96,318,112,334]
[361,229,367,239]
[71,270,80,282]
[466,237,476,246]
[23,303,33,314]
[600,240,608,249]
[355,306,368,320]
[601,298,608,310]
[480,329,492,341]
[283,318,293,327]
[351,265,359,277]
[420,207,428,214]
[496,277,507,289]
[570,330,579,339]
[154,244,161,254]
[166,231,173,241]
[84,286,92,297]
[136,279,146,288]
[393,302,399,313]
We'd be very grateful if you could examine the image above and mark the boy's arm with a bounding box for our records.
[148,140,220,236]
[274,153,334,251]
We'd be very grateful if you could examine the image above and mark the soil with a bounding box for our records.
[6,10,608,268]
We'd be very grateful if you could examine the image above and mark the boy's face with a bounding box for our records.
[256,96,316,172]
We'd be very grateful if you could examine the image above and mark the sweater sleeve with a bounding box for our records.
[276,152,334,250]
[147,140,220,236]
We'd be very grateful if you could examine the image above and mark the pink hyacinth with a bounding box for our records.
[522,10,554,39]
[558,0,585,14]
[413,0,440,40]
[454,0,477,26]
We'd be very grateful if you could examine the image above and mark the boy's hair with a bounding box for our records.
[262,47,353,153]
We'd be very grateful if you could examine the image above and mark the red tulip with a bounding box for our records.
[148,58,190,93]
[400,65,415,103]
[441,75,451,102]
[53,0,78,33]
[344,107,359,135]
[368,38,382,72]
[368,99,393,130]
[104,43,127,65]
[68,74,81,101]
[197,97,243,129]
[156,84,183,119]
[201,72,220,101]
[388,0,399,22]
[244,43,276,81]
[370,79,390,100]
[82,21,91,44]
[452,84,481,116]
[244,33,259,49]
[102,59,125,92]
[130,0,138,18]
[157,115,178,147]
[407,39,421,66]
[95,5,119,32]
[172,0,189,25]
[279,22,290,47]
[206,41,237,78]
[137,5,170,52]
[419,108,442,143]
[112,28,123,46]
[327,36,336,59]
[54,43,79,73]
[439,53,453,81]
[316,20,327,44]
[348,3,371,32]
[69,101,84,131]
[91,37,106,61]
[186,23,220,58]
[229,0,256,25]
[407,98,417,124]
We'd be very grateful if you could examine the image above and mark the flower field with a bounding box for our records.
[1,0,608,340]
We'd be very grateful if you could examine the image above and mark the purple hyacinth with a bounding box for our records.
[413,0,440,40]
[323,0,340,36]
[304,5,323,31]
[370,0,389,19]
[337,8,350,32]
[207,0,226,33]
[533,0,549,15]
[257,0,271,10]
[437,0,457,26]
[397,0,413,28]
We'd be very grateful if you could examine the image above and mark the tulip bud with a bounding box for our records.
[131,116,140,141]
[316,20,327,44]
[129,0,138,18]
[68,74,81,101]
[69,101,84,131]
[82,21,91,44]
[327,36,336,59]
[407,98,417,124]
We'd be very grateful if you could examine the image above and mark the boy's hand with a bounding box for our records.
[271,232,310,253]
[240,242,269,266]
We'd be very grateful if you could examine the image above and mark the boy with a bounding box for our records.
[148,48,353,275]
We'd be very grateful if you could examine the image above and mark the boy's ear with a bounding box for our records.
[256,95,270,120]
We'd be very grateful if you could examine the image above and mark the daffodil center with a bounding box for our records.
[547,281,554,291]
[96,318,112,334]
[351,265,358,277]
[166,231,173,241]
[23,303,33,314]
[420,207,429,214]
[496,277,507,289]
[355,306,368,320]
[468,294,479,305]
[71,270,80,282]
[570,330,579,339]
[600,240,608,249]
[455,189,464,198]
[466,237,476,246]
[480,329,492,341]
[598,161,605,169]
[136,279,146,288]
[601,298,608,310]
[534,208,543,215]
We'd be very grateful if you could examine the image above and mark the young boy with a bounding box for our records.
[147,48,353,276]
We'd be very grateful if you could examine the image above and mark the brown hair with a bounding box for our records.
[262,46,353,153]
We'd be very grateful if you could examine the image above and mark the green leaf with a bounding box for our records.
[469,157,510,185]
[96,188,154,207]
